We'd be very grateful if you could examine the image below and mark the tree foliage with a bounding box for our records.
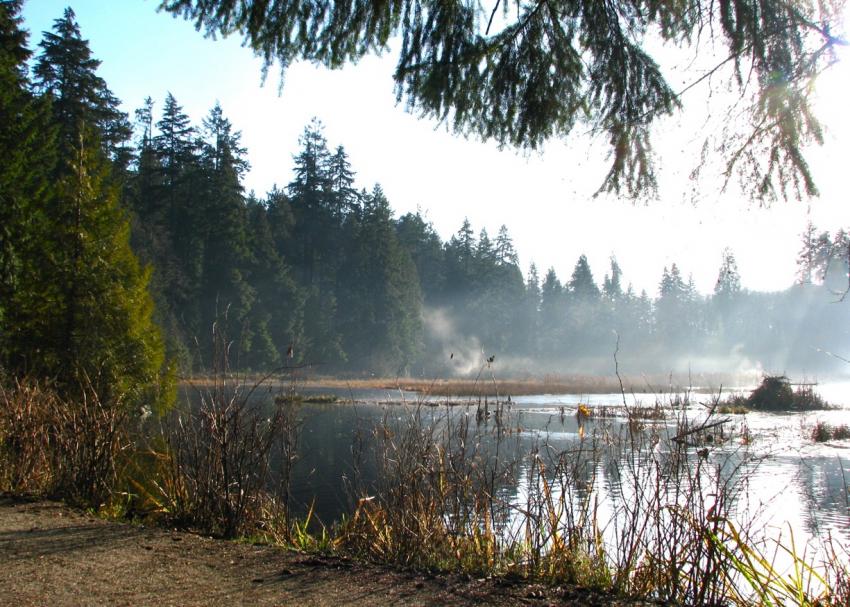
[160,0,846,201]
[4,4,848,388]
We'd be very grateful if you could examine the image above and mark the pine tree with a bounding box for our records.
[326,144,359,219]
[494,225,519,267]
[196,103,255,363]
[603,256,624,301]
[243,195,304,368]
[13,10,171,405]
[714,248,741,300]
[444,218,476,297]
[338,185,423,373]
[796,221,818,285]
[519,263,542,354]
[568,255,600,301]
[288,118,335,287]
[396,211,445,303]
[539,267,564,356]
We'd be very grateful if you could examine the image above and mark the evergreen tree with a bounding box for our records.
[568,255,600,301]
[519,263,542,354]
[338,185,422,373]
[13,127,166,406]
[288,118,335,286]
[602,256,624,301]
[326,144,359,219]
[494,225,519,266]
[0,0,55,363]
[656,263,692,349]
[444,218,476,298]
[243,195,304,368]
[396,211,445,303]
[196,103,255,363]
[34,8,130,166]
[539,267,564,356]
[712,248,743,342]
[165,0,842,201]
[796,221,818,285]
[565,254,603,354]
[714,248,742,299]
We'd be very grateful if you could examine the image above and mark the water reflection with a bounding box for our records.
[279,387,849,555]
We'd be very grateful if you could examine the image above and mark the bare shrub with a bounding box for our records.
[154,325,300,538]
[155,379,298,538]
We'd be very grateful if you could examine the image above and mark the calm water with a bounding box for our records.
[285,384,850,548]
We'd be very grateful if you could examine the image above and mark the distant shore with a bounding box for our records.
[183,371,766,396]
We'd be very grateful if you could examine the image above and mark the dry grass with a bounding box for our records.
[184,371,754,397]
[4,366,848,605]
[0,378,131,507]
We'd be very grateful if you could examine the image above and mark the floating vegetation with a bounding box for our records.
[717,397,750,415]
[275,393,339,405]
[717,376,831,413]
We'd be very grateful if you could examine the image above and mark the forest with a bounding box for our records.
[1,5,849,402]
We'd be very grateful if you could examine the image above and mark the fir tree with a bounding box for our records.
[494,225,519,267]
[14,127,167,406]
[0,0,55,362]
[34,8,130,166]
[164,0,845,201]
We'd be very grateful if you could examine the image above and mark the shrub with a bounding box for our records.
[746,376,829,412]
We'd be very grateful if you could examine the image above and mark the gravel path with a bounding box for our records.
[0,496,653,606]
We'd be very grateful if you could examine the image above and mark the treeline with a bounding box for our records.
[2,5,849,387]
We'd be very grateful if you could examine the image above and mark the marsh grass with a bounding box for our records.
[278,371,748,397]
[0,377,131,507]
[322,393,748,602]
[3,366,848,604]
[811,421,850,443]
[275,393,339,405]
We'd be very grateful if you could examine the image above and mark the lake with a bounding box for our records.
[285,383,850,559]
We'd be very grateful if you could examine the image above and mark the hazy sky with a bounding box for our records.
[21,1,850,296]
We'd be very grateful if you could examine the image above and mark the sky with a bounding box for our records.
[20,1,850,296]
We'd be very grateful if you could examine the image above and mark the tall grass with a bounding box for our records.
[331,390,849,604]
[0,377,131,507]
[150,324,301,538]
[2,367,848,604]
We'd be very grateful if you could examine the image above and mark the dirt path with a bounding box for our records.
[0,496,652,606]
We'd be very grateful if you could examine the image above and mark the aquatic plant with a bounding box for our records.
[746,376,830,412]
[811,421,850,443]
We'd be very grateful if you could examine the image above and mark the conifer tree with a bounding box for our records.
[519,263,542,354]
[539,268,564,356]
[196,103,255,362]
[0,0,55,363]
[494,225,519,267]
[288,118,335,286]
[14,127,167,406]
[34,8,130,166]
[396,211,445,303]
[603,257,624,301]
[568,255,600,301]
[14,9,170,406]
[244,195,304,368]
[338,185,422,374]
[164,0,845,201]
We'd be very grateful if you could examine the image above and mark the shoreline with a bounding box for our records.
[182,371,769,397]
